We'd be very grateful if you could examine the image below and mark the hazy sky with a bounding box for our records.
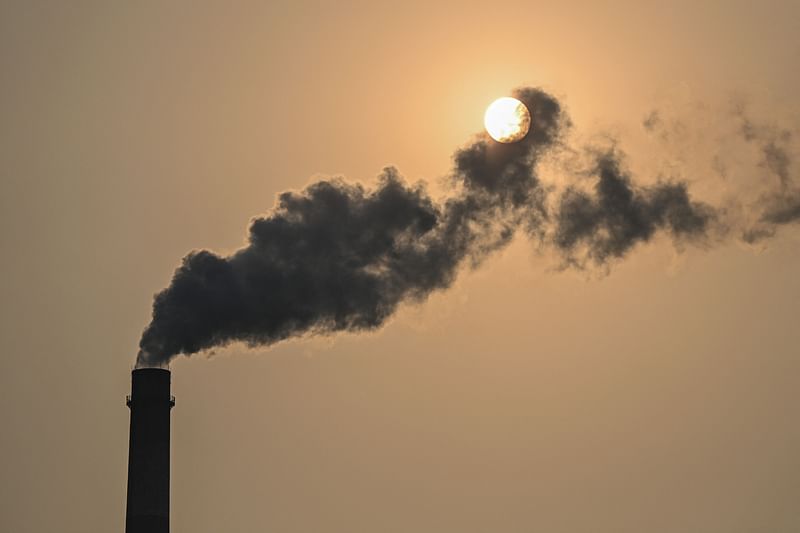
[1,1,799,532]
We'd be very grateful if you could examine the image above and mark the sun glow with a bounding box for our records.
[484,97,531,143]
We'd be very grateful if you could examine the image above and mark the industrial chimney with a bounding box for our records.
[125,368,175,533]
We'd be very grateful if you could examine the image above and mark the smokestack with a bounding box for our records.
[125,368,175,533]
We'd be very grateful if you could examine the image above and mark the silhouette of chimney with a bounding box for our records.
[125,368,175,533]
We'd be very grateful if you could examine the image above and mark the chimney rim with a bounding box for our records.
[131,367,171,376]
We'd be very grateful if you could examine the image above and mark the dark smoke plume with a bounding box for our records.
[137,86,794,367]
[138,88,567,366]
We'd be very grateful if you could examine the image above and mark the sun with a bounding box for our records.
[484,97,531,143]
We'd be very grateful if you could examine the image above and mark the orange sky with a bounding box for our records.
[1,2,799,532]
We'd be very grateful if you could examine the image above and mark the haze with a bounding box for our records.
[1,2,798,532]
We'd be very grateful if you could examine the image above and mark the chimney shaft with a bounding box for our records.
[125,368,174,533]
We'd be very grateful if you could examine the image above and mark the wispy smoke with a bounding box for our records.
[732,103,800,231]
[137,87,799,367]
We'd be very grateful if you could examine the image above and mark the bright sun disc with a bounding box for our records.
[484,97,531,143]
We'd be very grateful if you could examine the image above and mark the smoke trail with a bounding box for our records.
[138,88,566,366]
[137,86,796,367]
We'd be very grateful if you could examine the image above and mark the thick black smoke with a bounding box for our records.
[138,88,567,366]
[137,87,773,367]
